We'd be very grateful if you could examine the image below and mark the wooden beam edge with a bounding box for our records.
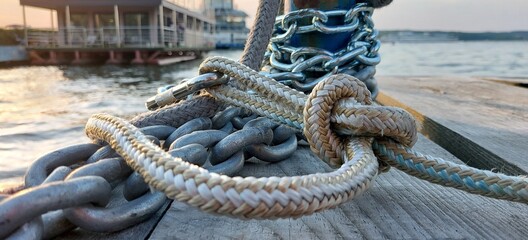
[480,77,528,86]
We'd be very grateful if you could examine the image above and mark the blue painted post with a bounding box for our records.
[284,0,357,52]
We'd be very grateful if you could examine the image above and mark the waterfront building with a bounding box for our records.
[19,0,215,65]
[205,0,249,49]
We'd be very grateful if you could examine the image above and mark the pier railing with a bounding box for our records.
[27,26,214,49]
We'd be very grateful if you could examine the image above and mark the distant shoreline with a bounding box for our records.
[379,30,528,42]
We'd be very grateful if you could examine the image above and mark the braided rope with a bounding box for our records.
[70,0,521,224]
[332,101,417,146]
[200,57,307,112]
[130,95,222,128]
[305,74,376,166]
[197,57,528,203]
[85,111,379,218]
[211,86,304,130]
[81,55,527,222]
[239,0,280,70]
[373,139,528,202]
[201,57,417,149]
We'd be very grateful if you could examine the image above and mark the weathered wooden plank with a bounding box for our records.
[149,135,528,239]
[377,76,528,175]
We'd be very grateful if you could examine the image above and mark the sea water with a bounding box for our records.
[0,41,527,183]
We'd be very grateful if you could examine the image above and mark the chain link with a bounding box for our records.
[2,1,524,236]
[263,3,380,97]
[3,2,525,234]
[1,3,382,237]
[0,106,298,238]
[145,5,380,113]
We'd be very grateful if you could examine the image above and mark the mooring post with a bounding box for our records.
[284,0,357,52]
[279,0,380,97]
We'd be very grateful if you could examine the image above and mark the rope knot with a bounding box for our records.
[304,74,418,166]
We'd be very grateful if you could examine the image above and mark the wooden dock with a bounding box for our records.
[59,76,528,239]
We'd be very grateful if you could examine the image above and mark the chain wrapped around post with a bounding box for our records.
[262,3,380,97]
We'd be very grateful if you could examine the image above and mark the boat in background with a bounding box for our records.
[207,0,249,49]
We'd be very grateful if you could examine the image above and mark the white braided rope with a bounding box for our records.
[86,113,379,218]
[198,58,528,203]
[210,86,304,129]
[200,57,307,111]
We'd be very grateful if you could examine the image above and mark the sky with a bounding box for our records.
[1,0,527,32]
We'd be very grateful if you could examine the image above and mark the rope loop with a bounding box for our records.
[304,74,418,166]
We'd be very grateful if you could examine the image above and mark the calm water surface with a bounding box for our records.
[1,42,527,182]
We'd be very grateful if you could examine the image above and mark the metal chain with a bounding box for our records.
[145,4,379,111]
[0,2,385,237]
[3,1,524,237]
[1,145,167,239]
[0,106,298,238]
[262,3,380,97]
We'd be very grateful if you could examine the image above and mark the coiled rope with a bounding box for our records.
[197,57,528,203]
[87,111,379,218]
[84,56,527,220]
[4,1,525,231]
[83,0,526,220]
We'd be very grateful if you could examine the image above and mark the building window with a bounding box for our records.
[70,14,89,28]
[124,13,149,27]
[95,14,115,28]
[187,17,194,29]
[123,13,149,45]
